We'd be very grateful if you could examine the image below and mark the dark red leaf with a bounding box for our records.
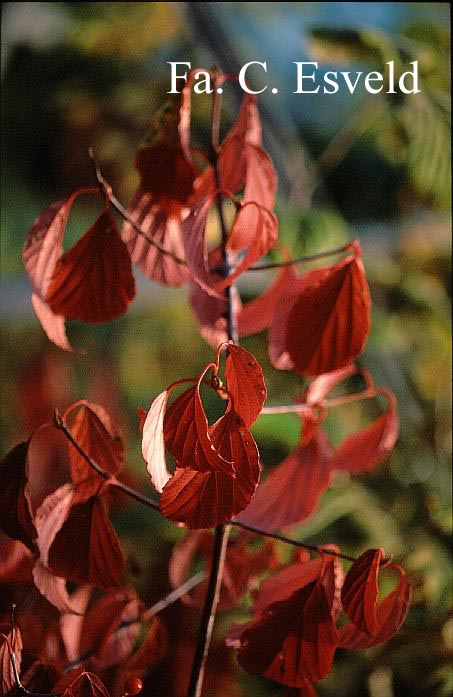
[331,389,399,474]
[228,580,338,687]
[136,143,196,205]
[78,588,139,663]
[22,192,92,299]
[236,422,333,530]
[112,617,167,697]
[169,530,275,610]
[64,401,125,501]
[0,536,34,584]
[250,558,325,616]
[46,490,124,588]
[0,440,36,549]
[46,210,135,323]
[218,94,277,209]
[163,367,234,476]
[238,264,297,337]
[224,344,266,428]
[161,411,261,528]
[339,562,412,648]
[341,548,385,636]
[268,271,306,370]
[284,242,371,375]
[189,280,241,348]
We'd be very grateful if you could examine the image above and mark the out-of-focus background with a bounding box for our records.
[1,3,451,696]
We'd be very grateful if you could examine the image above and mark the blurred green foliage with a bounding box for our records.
[1,3,451,696]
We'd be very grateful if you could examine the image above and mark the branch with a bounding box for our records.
[247,241,353,271]
[232,521,357,562]
[187,80,234,697]
[54,408,359,563]
[87,148,186,266]
[260,387,377,414]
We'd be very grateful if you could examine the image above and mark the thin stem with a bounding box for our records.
[187,523,230,697]
[87,148,186,266]
[232,521,357,562]
[142,570,207,621]
[187,82,234,697]
[260,388,377,414]
[248,241,353,271]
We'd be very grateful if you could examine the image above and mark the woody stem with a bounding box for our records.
[187,78,234,697]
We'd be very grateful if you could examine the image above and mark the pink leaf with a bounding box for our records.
[122,187,190,287]
[142,390,171,493]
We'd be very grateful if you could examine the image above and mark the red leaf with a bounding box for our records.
[305,365,359,406]
[224,344,266,428]
[22,192,91,299]
[90,597,142,671]
[52,668,110,697]
[0,536,34,584]
[163,367,234,476]
[136,143,196,205]
[216,203,278,291]
[238,264,297,337]
[115,616,168,676]
[182,194,224,298]
[341,548,385,635]
[236,423,333,530]
[284,242,371,375]
[78,588,139,664]
[331,389,399,474]
[64,401,125,501]
[122,187,190,286]
[169,530,275,610]
[32,561,90,614]
[0,440,36,549]
[228,580,337,687]
[59,586,93,660]
[142,390,172,493]
[112,617,168,697]
[268,270,306,370]
[49,493,124,588]
[46,210,135,323]
[251,557,325,616]
[339,563,412,649]
[0,625,22,696]
[35,483,75,566]
[161,411,261,528]
[188,280,241,348]
[218,94,277,209]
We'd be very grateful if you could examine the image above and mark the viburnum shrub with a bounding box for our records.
[1,69,411,697]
